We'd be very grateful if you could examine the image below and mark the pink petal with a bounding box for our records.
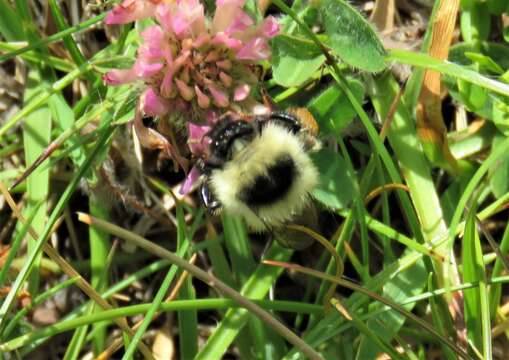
[219,72,232,87]
[139,26,166,59]
[161,48,174,67]
[216,0,245,5]
[133,60,164,77]
[142,88,171,116]
[160,69,176,98]
[180,66,190,83]
[187,122,211,155]
[205,51,220,62]
[174,98,190,111]
[178,0,206,35]
[103,68,138,85]
[205,110,219,124]
[173,50,191,71]
[155,4,173,33]
[216,59,232,70]
[105,0,157,25]
[193,33,210,48]
[195,85,211,108]
[170,15,190,37]
[156,0,205,38]
[225,10,254,34]
[262,16,280,37]
[233,84,250,101]
[179,165,202,195]
[141,25,164,45]
[212,32,243,50]
[212,0,246,33]
[159,51,191,98]
[207,84,229,108]
[188,122,211,140]
[175,78,195,101]
[236,37,270,60]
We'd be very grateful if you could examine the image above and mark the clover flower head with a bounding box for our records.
[104,0,279,118]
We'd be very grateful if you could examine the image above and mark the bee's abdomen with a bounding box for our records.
[239,155,296,207]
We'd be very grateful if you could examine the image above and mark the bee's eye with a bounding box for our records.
[208,119,255,163]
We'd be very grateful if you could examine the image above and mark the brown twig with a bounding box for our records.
[364,183,410,205]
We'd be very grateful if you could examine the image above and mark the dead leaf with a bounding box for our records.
[152,322,175,360]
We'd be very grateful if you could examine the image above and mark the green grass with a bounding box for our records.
[1,0,509,359]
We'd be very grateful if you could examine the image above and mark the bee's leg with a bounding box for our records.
[133,102,188,172]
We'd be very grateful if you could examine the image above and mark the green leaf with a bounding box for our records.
[457,78,488,111]
[176,205,198,359]
[280,3,319,36]
[320,0,386,72]
[449,42,509,69]
[311,148,354,210]
[449,120,498,160]
[0,0,23,40]
[22,70,52,294]
[271,34,326,87]
[357,257,427,359]
[389,46,509,97]
[490,222,509,317]
[440,168,477,223]
[462,203,491,357]
[307,78,365,136]
[460,1,490,43]
[441,43,509,126]
[464,51,504,74]
[487,0,507,15]
[427,274,457,360]
[110,86,142,125]
[492,97,509,135]
[93,56,136,71]
[489,135,509,198]
[342,303,406,360]
[48,94,87,167]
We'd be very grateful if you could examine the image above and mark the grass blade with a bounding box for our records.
[462,203,491,358]
[21,69,52,295]
[387,49,509,97]
[176,204,198,359]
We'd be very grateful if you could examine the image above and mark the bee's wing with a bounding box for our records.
[273,202,319,250]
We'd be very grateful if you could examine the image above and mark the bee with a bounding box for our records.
[198,109,321,249]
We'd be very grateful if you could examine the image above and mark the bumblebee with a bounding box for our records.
[199,109,321,249]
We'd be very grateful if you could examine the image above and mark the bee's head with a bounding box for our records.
[204,117,255,169]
